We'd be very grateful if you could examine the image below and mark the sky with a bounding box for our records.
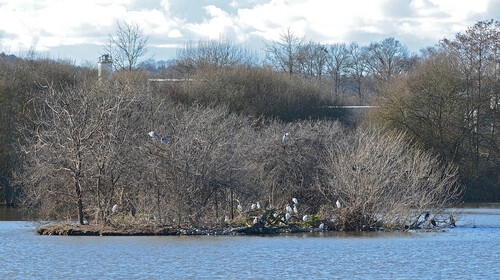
[0,0,499,65]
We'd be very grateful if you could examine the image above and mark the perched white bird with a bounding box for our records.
[161,137,169,143]
[303,215,309,222]
[282,132,290,144]
[148,131,159,138]
[285,213,291,220]
[256,202,261,209]
[292,198,298,204]
[336,200,341,209]
[286,205,293,213]
[251,203,256,210]
[319,223,325,230]
[253,217,258,224]
[112,204,118,213]
[273,213,278,218]
[224,216,229,223]
[237,204,243,211]
[293,205,298,214]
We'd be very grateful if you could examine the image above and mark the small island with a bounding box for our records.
[36,200,455,236]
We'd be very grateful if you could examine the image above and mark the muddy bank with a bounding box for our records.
[36,223,319,236]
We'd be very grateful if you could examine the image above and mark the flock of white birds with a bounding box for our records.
[242,196,342,231]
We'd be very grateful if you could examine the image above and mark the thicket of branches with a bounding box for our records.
[0,54,95,205]
[16,73,459,230]
[319,128,459,230]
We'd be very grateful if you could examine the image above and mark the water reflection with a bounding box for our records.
[0,207,25,221]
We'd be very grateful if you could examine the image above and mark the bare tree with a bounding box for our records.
[326,43,350,96]
[441,20,500,168]
[264,28,305,76]
[20,84,112,225]
[365,37,410,83]
[106,21,148,71]
[436,19,500,200]
[296,41,329,79]
[18,73,148,225]
[346,42,369,103]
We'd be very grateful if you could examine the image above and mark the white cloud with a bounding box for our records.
[168,29,182,38]
[230,0,239,8]
[0,0,497,61]
[428,0,490,20]
[160,0,171,12]
[0,0,183,52]
[186,0,391,44]
[231,0,496,47]
[186,5,240,40]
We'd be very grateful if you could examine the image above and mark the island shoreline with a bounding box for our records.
[35,223,325,236]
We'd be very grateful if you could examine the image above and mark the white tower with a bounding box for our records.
[98,54,113,81]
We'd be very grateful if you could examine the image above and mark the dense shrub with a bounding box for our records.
[162,66,339,121]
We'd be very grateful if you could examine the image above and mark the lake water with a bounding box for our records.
[1,205,499,279]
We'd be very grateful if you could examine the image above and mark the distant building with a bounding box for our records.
[98,54,113,81]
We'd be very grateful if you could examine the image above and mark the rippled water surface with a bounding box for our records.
[1,206,499,279]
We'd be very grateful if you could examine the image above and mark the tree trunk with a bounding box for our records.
[75,177,84,225]
[77,197,84,225]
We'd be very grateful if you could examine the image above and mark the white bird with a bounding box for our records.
[293,205,298,214]
[251,203,256,210]
[273,213,278,218]
[161,137,169,143]
[292,197,298,204]
[148,131,159,138]
[256,202,261,209]
[286,205,293,212]
[224,216,229,223]
[336,200,341,209]
[237,204,243,211]
[319,223,325,230]
[303,215,308,222]
[285,213,291,220]
[253,217,258,224]
[282,132,290,144]
[112,204,118,213]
